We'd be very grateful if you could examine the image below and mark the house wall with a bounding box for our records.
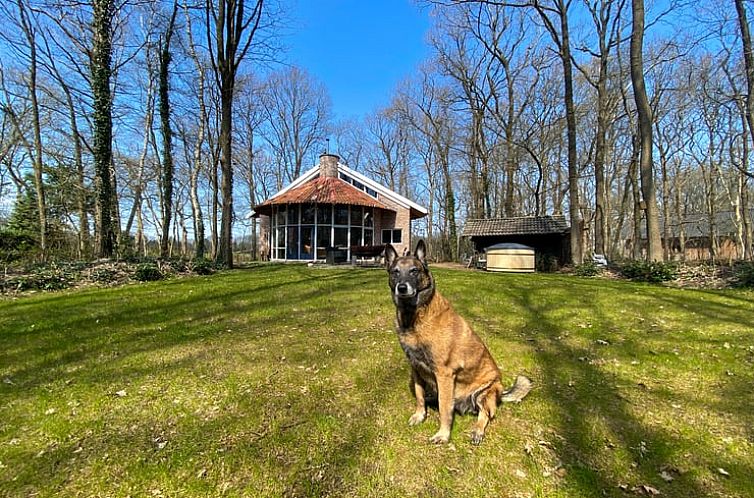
[259,215,271,260]
[376,196,412,255]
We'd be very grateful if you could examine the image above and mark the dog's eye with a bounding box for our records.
[410,268,419,275]
[392,269,400,276]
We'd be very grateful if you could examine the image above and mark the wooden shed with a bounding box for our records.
[462,215,571,269]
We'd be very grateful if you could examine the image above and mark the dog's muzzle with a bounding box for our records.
[395,282,416,299]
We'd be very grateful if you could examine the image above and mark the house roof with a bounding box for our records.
[254,160,428,219]
[254,176,390,216]
[462,215,570,237]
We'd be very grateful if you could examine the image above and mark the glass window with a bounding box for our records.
[334,205,349,225]
[276,227,285,249]
[364,229,373,246]
[287,205,299,225]
[350,227,362,247]
[382,229,402,244]
[317,225,331,248]
[350,206,363,226]
[334,227,348,247]
[317,204,331,225]
[363,208,373,227]
[301,226,314,260]
[301,204,315,224]
[286,226,298,259]
[275,206,286,225]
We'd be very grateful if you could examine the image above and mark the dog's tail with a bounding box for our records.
[500,375,533,403]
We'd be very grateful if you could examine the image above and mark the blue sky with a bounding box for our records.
[285,0,433,120]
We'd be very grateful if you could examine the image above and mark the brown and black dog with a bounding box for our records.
[385,240,532,445]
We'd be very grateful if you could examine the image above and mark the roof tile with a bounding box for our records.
[255,176,391,215]
[462,215,570,236]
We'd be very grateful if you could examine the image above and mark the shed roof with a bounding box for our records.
[462,215,570,237]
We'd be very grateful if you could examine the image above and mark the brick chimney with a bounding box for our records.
[319,153,340,178]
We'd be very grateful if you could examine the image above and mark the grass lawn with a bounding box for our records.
[1,264,753,497]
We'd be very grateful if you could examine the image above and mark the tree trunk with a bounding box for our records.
[537,0,582,264]
[217,82,235,267]
[630,0,663,261]
[16,0,47,258]
[208,0,266,267]
[736,0,754,168]
[158,3,178,259]
[91,0,116,258]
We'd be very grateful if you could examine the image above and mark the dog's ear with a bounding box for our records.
[384,244,398,269]
[415,239,427,264]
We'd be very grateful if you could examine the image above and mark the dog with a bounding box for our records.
[385,240,532,445]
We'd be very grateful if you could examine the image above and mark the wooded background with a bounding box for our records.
[1,0,753,266]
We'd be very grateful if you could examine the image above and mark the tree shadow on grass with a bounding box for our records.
[0,265,402,496]
[507,279,753,498]
[1,341,407,496]
[445,271,753,498]
[0,266,378,391]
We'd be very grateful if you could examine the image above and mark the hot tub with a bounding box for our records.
[485,243,535,272]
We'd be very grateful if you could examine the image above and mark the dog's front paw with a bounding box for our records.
[470,429,485,445]
[408,411,426,426]
[429,430,450,444]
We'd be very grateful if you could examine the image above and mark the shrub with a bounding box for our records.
[0,230,37,264]
[6,263,75,291]
[574,261,602,277]
[133,262,163,282]
[190,258,216,275]
[90,267,121,285]
[165,259,188,273]
[620,260,678,283]
[733,261,754,288]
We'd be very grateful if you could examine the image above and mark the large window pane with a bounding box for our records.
[350,206,363,226]
[301,226,314,259]
[276,227,285,249]
[334,205,349,225]
[334,227,348,247]
[287,205,299,225]
[286,226,299,259]
[275,206,286,225]
[317,225,331,248]
[350,227,362,246]
[381,229,391,244]
[364,229,373,246]
[363,208,373,227]
[316,204,331,224]
[301,204,315,224]
[392,229,402,243]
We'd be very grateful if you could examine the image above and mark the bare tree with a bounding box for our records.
[735,0,754,178]
[260,66,331,186]
[630,0,663,261]
[205,0,269,268]
[1,1,48,257]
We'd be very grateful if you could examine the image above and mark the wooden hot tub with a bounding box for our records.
[485,243,535,272]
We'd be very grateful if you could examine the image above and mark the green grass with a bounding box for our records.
[1,265,753,497]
